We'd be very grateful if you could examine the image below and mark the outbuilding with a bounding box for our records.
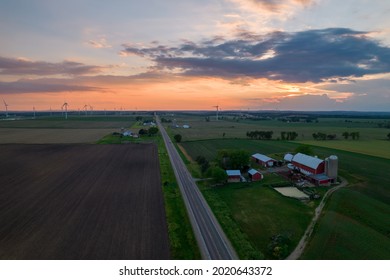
[251,153,276,167]
[291,153,325,175]
[226,170,241,183]
[123,130,132,137]
[308,174,331,186]
[284,153,294,162]
[248,169,263,181]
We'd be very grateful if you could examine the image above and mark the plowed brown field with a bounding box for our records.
[0,144,169,260]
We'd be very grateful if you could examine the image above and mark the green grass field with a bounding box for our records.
[297,140,390,159]
[165,114,390,141]
[179,138,390,259]
[301,188,390,259]
[181,139,298,162]
[201,181,313,259]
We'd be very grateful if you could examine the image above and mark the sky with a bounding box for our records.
[1,0,390,111]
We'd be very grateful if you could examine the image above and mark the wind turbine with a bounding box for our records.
[89,104,93,115]
[83,104,88,115]
[2,99,9,118]
[62,102,68,119]
[213,105,220,121]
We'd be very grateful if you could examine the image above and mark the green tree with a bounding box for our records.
[216,149,249,169]
[174,134,182,143]
[209,166,227,184]
[342,131,349,139]
[387,132,390,140]
[148,127,159,136]
[267,234,292,260]
[287,131,298,140]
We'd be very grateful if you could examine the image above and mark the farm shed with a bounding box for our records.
[251,153,276,167]
[284,153,294,162]
[182,125,190,129]
[248,169,263,181]
[123,130,132,136]
[226,170,241,183]
[291,153,325,175]
[308,174,331,186]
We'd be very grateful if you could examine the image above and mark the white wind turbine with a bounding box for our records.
[62,102,68,119]
[213,105,220,121]
[2,98,9,118]
[83,104,88,115]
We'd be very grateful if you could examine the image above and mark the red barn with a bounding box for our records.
[226,170,241,183]
[248,169,263,181]
[291,153,325,175]
[251,153,276,167]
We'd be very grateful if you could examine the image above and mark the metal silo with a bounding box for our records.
[326,155,338,179]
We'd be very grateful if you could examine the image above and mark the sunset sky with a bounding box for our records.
[1,0,390,111]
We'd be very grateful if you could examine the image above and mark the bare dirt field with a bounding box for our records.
[0,128,116,143]
[0,144,169,260]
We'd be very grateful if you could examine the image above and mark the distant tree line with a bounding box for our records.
[246,130,273,140]
[377,122,390,128]
[312,132,337,140]
[280,131,298,140]
[342,131,360,140]
[278,117,318,123]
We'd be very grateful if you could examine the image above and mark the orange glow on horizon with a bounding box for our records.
[2,76,353,111]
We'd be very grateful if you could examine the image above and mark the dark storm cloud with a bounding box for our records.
[0,56,105,76]
[121,28,390,83]
[0,79,101,94]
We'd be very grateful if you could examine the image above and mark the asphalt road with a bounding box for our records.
[156,116,237,260]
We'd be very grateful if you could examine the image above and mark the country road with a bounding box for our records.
[286,177,348,260]
[156,116,238,260]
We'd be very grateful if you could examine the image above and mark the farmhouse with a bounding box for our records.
[122,130,132,137]
[226,170,241,183]
[252,153,276,167]
[248,169,263,181]
[291,153,325,175]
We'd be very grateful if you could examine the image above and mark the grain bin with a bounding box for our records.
[325,155,338,179]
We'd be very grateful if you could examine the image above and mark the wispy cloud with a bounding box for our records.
[120,28,390,83]
[0,56,106,76]
[231,0,313,13]
[87,37,112,49]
